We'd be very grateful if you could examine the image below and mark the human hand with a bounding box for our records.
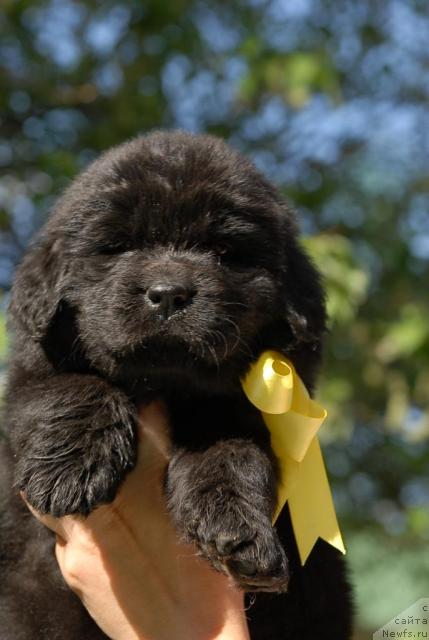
[22,402,250,640]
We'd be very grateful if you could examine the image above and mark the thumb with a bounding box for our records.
[106,401,172,522]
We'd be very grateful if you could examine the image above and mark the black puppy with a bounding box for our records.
[0,131,352,639]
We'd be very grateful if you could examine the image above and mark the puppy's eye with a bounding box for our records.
[212,243,251,267]
[97,242,132,255]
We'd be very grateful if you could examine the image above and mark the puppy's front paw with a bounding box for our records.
[16,387,137,517]
[196,501,288,592]
[169,487,288,592]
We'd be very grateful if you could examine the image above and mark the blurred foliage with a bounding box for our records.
[348,530,429,632]
[1,0,428,636]
[0,308,6,363]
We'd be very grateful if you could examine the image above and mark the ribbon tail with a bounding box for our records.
[272,453,300,523]
[287,438,346,565]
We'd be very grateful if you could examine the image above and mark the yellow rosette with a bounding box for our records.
[241,350,345,565]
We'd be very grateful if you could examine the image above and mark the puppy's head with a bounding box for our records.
[10,131,326,391]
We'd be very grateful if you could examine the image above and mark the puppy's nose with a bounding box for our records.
[146,283,194,319]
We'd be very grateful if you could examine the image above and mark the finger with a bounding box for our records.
[21,491,61,532]
[20,491,79,542]
[54,541,85,601]
[54,535,66,565]
[137,401,171,461]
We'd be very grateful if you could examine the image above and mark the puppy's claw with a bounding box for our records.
[225,539,289,592]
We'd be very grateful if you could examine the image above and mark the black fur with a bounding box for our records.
[0,131,353,639]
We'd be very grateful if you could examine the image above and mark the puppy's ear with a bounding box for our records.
[9,235,66,341]
[282,237,327,348]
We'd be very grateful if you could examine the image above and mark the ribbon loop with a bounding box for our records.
[241,351,293,415]
[242,350,345,565]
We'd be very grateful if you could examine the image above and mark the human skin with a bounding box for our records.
[23,403,250,640]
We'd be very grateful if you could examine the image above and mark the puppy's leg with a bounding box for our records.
[8,374,137,517]
[165,439,289,592]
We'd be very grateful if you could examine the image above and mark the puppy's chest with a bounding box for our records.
[119,371,270,450]
[159,392,270,451]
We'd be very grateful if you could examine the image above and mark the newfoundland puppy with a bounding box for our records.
[0,131,352,639]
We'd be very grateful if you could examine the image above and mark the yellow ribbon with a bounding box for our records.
[241,350,345,565]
